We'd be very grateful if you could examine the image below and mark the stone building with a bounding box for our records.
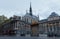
[21,3,39,36]
[22,3,39,24]
[39,12,60,36]
[0,15,31,36]
[10,15,31,36]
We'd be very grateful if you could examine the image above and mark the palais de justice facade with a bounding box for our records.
[39,12,60,36]
[0,4,39,36]
[1,3,60,37]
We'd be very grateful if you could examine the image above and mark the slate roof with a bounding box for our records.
[39,12,59,23]
[39,19,47,23]
[24,13,38,20]
[48,12,59,18]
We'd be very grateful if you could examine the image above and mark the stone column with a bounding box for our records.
[47,23,51,32]
[54,22,58,34]
[59,21,60,33]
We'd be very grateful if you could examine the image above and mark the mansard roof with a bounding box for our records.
[48,12,59,18]
[39,19,47,23]
[39,12,60,23]
[24,13,38,19]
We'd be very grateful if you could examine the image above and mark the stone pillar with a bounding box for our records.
[44,23,48,34]
[47,23,54,33]
[51,23,54,33]
[50,23,53,33]
[59,22,60,33]
[47,23,50,32]
[54,22,58,34]
[56,22,59,34]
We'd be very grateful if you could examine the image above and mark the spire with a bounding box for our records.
[26,10,28,14]
[38,15,39,19]
[37,14,39,21]
[29,2,32,16]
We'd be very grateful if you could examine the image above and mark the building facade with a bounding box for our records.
[0,15,31,36]
[2,3,60,37]
[0,3,40,36]
[39,12,60,36]
[22,4,39,24]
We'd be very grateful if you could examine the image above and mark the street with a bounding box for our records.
[0,36,60,39]
[0,34,60,39]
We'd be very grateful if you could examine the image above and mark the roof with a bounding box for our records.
[39,19,47,23]
[48,12,59,18]
[24,13,38,19]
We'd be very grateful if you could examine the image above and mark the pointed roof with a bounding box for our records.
[48,12,59,18]
[29,2,32,16]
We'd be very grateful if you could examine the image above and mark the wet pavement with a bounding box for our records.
[0,36,60,39]
[0,34,60,39]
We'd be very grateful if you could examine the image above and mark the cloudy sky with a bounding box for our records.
[0,0,60,20]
